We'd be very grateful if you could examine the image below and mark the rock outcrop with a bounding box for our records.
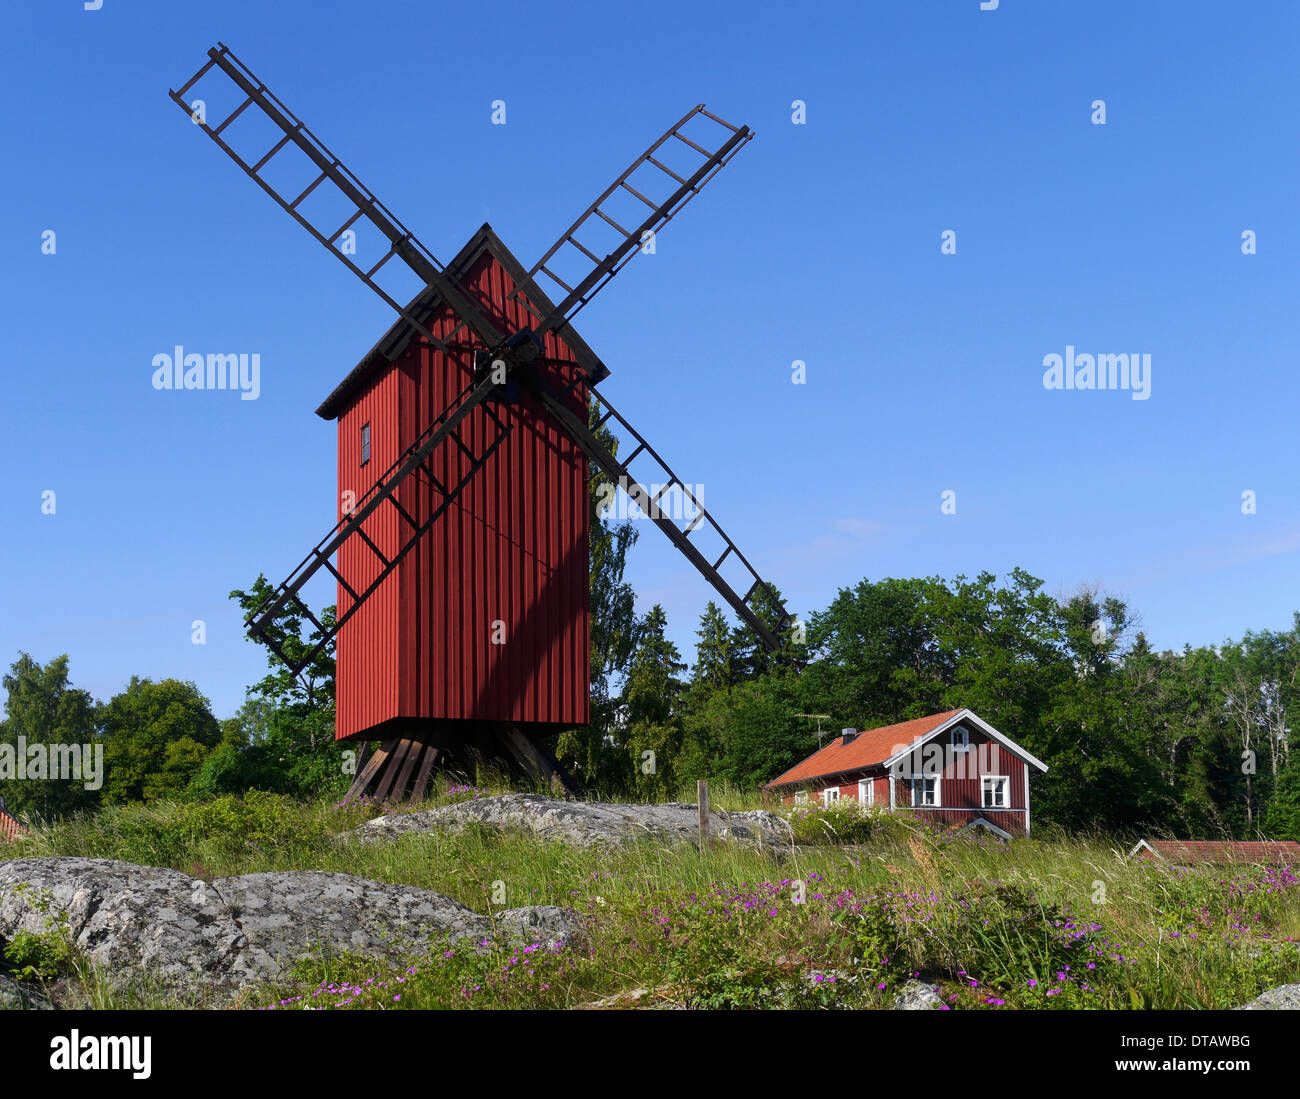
[0,857,585,1006]
[0,972,54,1010]
[1235,984,1300,1010]
[892,979,944,1009]
[347,793,793,849]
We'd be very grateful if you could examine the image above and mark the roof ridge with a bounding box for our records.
[314,223,608,421]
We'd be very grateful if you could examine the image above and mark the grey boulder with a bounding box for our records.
[0,972,54,1010]
[892,979,944,1009]
[1235,984,1300,1010]
[0,857,584,1005]
[348,793,792,849]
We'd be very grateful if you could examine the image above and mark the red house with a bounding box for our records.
[765,708,1048,838]
[315,224,602,746]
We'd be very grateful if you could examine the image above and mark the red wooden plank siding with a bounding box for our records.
[334,241,590,740]
[934,737,1025,810]
[336,370,401,739]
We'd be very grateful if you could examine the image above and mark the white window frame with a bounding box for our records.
[951,725,971,752]
[822,786,840,808]
[910,775,941,807]
[858,777,874,806]
[794,789,809,805]
[982,775,1009,809]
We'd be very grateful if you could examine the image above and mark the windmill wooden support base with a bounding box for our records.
[344,724,580,805]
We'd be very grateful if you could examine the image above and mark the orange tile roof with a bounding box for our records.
[766,710,964,788]
[0,808,29,843]
[1134,839,1300,866]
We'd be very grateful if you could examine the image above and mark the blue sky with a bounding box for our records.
[2,0,1298,719]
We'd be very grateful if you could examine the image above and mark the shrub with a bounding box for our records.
[171,790,327,859]
[0,884,79,982]
[787,801,891,845]
[2,928,76,982]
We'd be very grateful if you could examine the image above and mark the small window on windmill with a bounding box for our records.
[360,422,371,467]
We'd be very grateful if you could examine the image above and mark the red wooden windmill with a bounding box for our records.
[169,44,790,801]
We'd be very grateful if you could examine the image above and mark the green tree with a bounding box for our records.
[801,576,948,726]
[623,605,686,796]
[706,680,809,790]
[730,583,804,682]
[186,698,283,798]
[1262,755,1300,841]
[691,601,738,698]
[99,676,221,802]
[0,653,101,820]
[229,578,344,796]
[556,401,643,788]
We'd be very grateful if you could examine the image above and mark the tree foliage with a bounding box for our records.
[99,676,222,803]
[0,653,100,820]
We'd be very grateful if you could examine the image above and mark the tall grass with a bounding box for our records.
[3,781,1297,1010]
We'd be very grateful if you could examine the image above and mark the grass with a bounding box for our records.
[3,778,1299,1010]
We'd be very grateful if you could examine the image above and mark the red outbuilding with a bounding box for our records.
[1128,839,1300,866]
[316,224,605,746]
[765,708,1048,839]
[0,799,28,844]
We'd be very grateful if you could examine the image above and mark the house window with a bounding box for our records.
[794,790,809,805]
[823,786,840,808]
[951,725,970,752]
[982,775,1009,809]
[858,778,874,806]
[910,775,940,807]
[360,422,371,466]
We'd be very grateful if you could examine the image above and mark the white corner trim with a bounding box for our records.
[963,816,1014,841]
[1023,761,1030,837]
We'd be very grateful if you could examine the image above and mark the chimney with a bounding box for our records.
[841,728,857,746]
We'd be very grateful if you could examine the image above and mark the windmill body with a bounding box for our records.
[319,226,597,749]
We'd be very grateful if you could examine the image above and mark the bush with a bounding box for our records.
[25,791,332,869]
[171,791,328,859]
[787,801,892,845]
[0,884,79,982]
[2,928,76,982]
[186,742,284,799]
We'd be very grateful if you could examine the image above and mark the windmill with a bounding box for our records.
[169,44,792,802]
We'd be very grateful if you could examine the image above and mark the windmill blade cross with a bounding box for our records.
[168,43,506,355]
[519,105,753,340]
[169,45,780,667]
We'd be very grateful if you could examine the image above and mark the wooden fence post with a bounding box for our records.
[698,779,710,853]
